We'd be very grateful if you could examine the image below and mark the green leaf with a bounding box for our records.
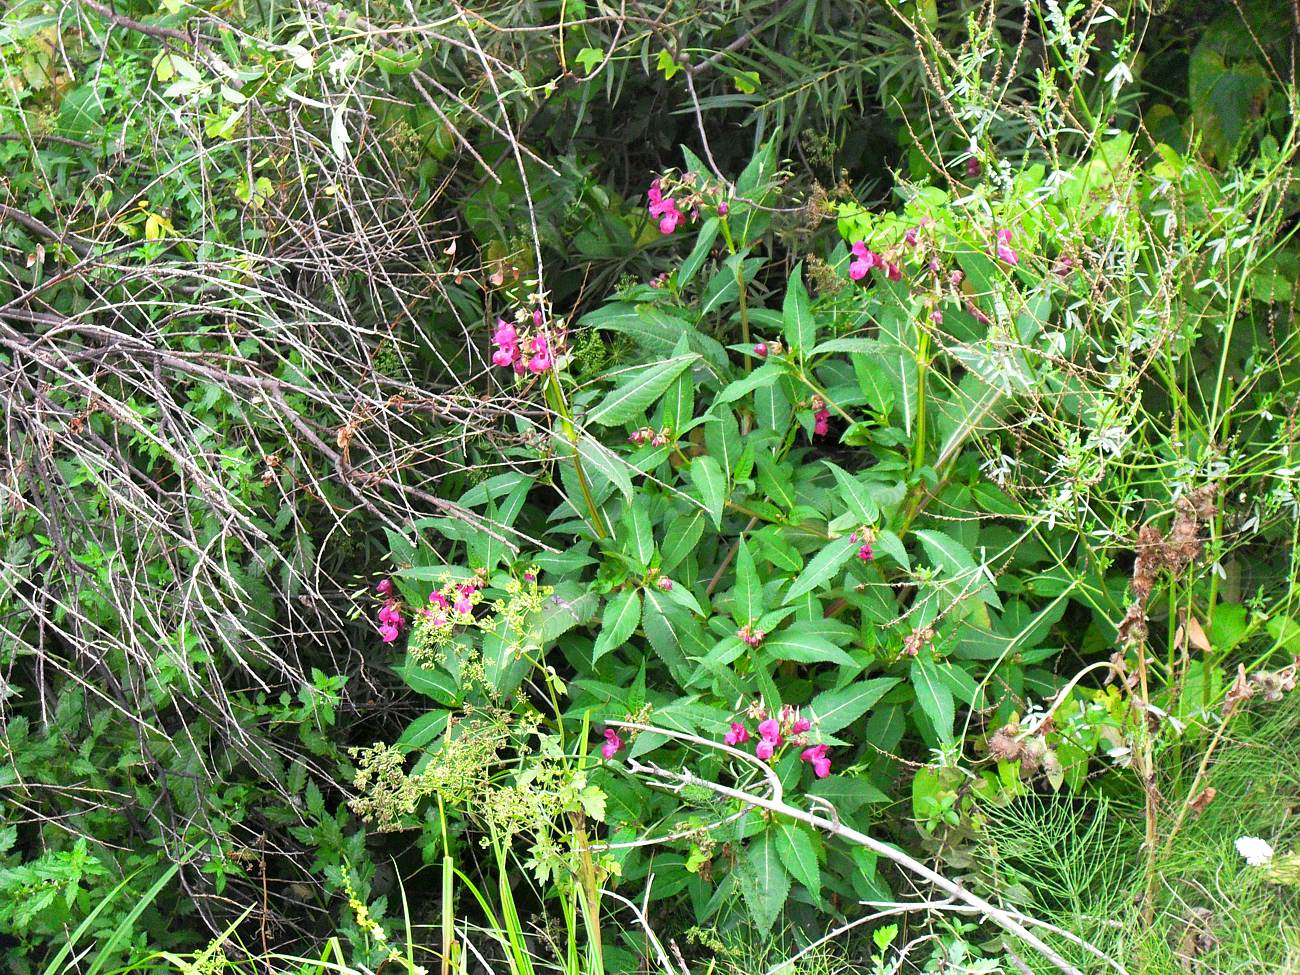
[784,535,857,601]
[715,362,783,404]
[914,529,1002,609]
[574,47,605,72]
[690,456,727,528]
[824,462,879,523]
[623,499,655,567]
[810,678,901,734]
[911,656,954,743]
[661,511,705,571]
[397,661,461,705]
[733,537,762,623]
[593,589,642,663]
[396,711,450,750]
[588,355,699,426]
[763,630,856,667]
[782,263,815,354]
[678,217,719,286]
[576,433,633,503]
[740,831,788,934]
[873,529,909,569]
[775,823,820,899]
[656,49,682,81]
[640,590,694,681]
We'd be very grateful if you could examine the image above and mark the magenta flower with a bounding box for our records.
[724,722,750,746]
[647,181,682,235]
[378,602,403,626]
[527,332,553,373]
[929,309,943,324]
[904,227,919,247]
[532,309,544,327]
[718,201,729,216]
[966,158,981,177]
[453,594,472,615]
[754,342,768,358]
[885,261,902,282]
[858,542,874,562]
[755,738,775,761]
[791,717,811,734]
[800,744,832,778]
[375,578,393,596]
[994,228,1019,265]
[601,728,624,759]
[849,241,878,281]
[757,718,782,745]
[379,622,401,644]
[813,408,830,437]
[657,577,674,591]
[429,591,449,609]
[491,319,521,369]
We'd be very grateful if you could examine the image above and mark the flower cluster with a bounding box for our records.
[849,241,901,282]
[736,624,766,647]
[647,180,684,235]
[850,529,874,562]
[374,578,406,644]
[423,575,486,628]
[492,312,555,374]
[723,705,830,776]
[628,426,669,447]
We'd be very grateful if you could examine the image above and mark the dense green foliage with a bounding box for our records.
[1,1,1298,973]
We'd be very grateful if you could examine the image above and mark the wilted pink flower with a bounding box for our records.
[724,722,750,746]
[657,577,674,591]
[800,743,832,778]
[929,309,943,324]
[376,578,393,596]
[966,158,981,177]
[885,261,902,282]
[601,728,624,759]
[849,241,878,281]
[813,408,830,437]
[994,228,1019,265]
[754,342,768,358]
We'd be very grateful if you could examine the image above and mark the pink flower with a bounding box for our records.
[379,622,401,644]
[929,309,943,324]
[532,309,544,326]
[754,343,768,358]
[718,201,729,216]
[523,571,536,582]
[724,722,750,746]
[429,591,449,609]
[647,181,682,236]
[904,227,919,247]
[755,738,775,761]
[376,578,393,596]
[800,744,832,778]
[378,602,402,626]
[994,228,1019,265]
[885,262,902,282]
[454,594,472,615]
[493,319,517,346]
[758,718,782,745]
[813,408,830,437]
[429,613,447,627]
[657,577,674,591]
[791,717,811,734]
[601,728,624,759]
[849,241,878,281]
[527,332,553,373]
[491,319,520,369]
[858,542,874,562]
[493,347,518,368]
[966,158,981,177]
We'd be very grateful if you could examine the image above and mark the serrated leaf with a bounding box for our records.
[914,529,1001,609]
[593,589,641,663]
[623,499,654,567]
[782,263,815,353]
[784,535,857,601]
[733,537,762,623]
[873,529,909,569]
[715,362,783,404]
[810,678,900,734]
[824,462,879,523]
[690,456,726,528]
[740,831,788,934]
[763,631,856,667]
[911,656,954,743]
[678,217,719,286]
[576,434,633,503]
[588,355,699,426]
[775,822,820,898]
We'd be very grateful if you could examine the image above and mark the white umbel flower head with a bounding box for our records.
[1235,836,1274,867]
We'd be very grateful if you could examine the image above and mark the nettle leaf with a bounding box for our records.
[740,830,788,934]
[593,589,642,663]
[733,537,762,623]
[785,535,857,602]
[911,655,955,743]
[588,354,699,426]
[810,678,901,734]
[690,456,727,528]
[775,822,821,901]
[782,263,816,354]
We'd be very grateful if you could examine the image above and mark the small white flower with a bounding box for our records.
[1236,836,1274,867]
